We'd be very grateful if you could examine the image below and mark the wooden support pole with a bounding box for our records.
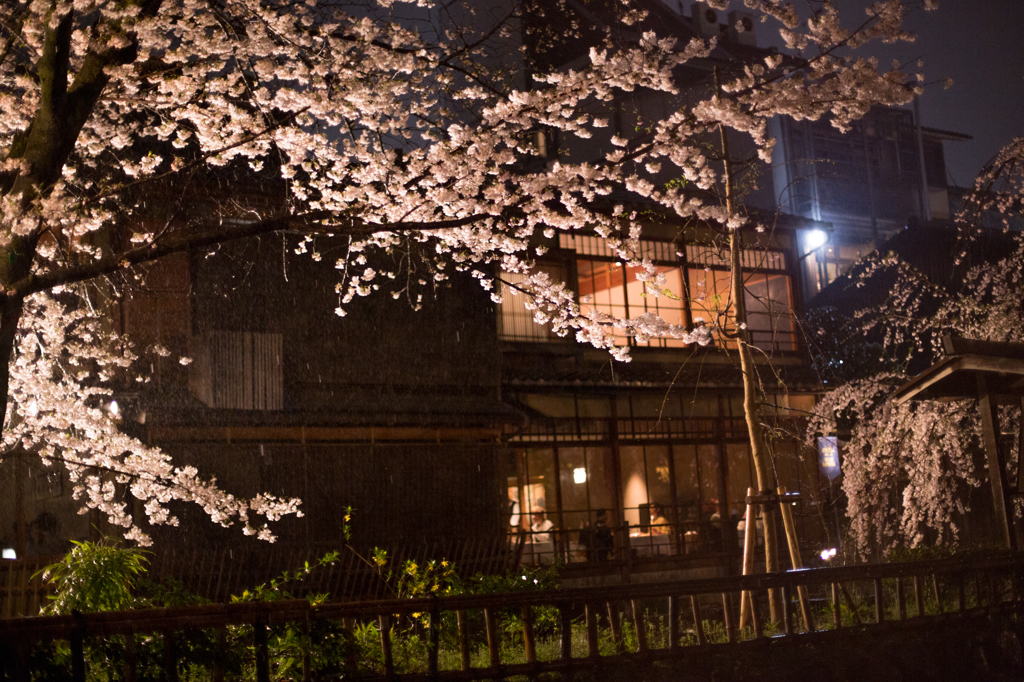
[914,575,925,616]
[896,578,906,620]
[933,575,943,614]
[738,488,757,630]
[777,486,814,631]
[978,375,1015,549]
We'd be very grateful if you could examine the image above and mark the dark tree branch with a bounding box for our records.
[8,211,498,298]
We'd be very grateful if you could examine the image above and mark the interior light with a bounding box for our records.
[108,400,119,418]
[805,229,828,252]
[2,548,15,560]
[573,467,587,484]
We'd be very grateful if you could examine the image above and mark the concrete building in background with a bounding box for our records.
[772,107,972,300]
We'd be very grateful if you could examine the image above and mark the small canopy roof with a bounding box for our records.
[894,337,1024,405]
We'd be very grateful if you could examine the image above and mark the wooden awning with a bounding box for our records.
[894,336,1024,404]
[889,336,1024,550]
[893,354,1024,404]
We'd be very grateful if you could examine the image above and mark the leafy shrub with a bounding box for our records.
[38,540,149,614]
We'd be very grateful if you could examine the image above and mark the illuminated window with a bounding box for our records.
[499,235,797,352]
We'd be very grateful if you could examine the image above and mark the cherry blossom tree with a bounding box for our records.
[807,138,1024,557]
[0,0,925,544]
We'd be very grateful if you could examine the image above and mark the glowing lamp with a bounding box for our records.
[804,229,828,252]
[573,467,587,484]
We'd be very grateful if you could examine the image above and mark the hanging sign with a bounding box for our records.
[818,436,841,480]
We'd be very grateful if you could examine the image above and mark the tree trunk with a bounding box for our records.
[0,234,34,429]
[0,294,24,428]
[716,69,781,621]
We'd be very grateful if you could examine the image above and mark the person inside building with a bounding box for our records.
[649,503,670,536]
[579,509,613,562]
[508,493,521,531]
[530,509,554,544]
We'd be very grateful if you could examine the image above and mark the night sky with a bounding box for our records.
[752,0,1024,187]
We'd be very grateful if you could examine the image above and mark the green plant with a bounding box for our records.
[38,540,150,614]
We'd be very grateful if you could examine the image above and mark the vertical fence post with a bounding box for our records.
[124,632,137,682]
[456,610,471,671]
[343,617,360,679]
[558,604,573,663]
[721,592,736,643]
[379,614,395,679]
[522,605,537,664]
[428,609,440,681]
[958,573,966,612]
[896,578,906,620]
[70,617,86,682]
[607,602,624,654]
[631,599,648,653]
[750,591,763,639]
[933,575,943,614]
[832,583,841,629]
[212,625,227,682]
[668,596,680,650]
[253,622,269,682]
[484,607,501,669]
[585,603,599,659]
[302,614,312,682]
[781,585,792,635]
[914,575,925,616]
[874,578,884,624]
[690,595,707,645]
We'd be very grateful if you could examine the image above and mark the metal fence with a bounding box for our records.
[3,551,1021,681]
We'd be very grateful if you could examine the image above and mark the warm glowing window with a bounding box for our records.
[497,263,567,342]
[688,267,795,351]
[499,235,797,352]
[577,261,688,348]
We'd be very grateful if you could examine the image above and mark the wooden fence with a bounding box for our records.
[2,551,1022,681]
[0,556,55,619]
[0,536,518,618]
